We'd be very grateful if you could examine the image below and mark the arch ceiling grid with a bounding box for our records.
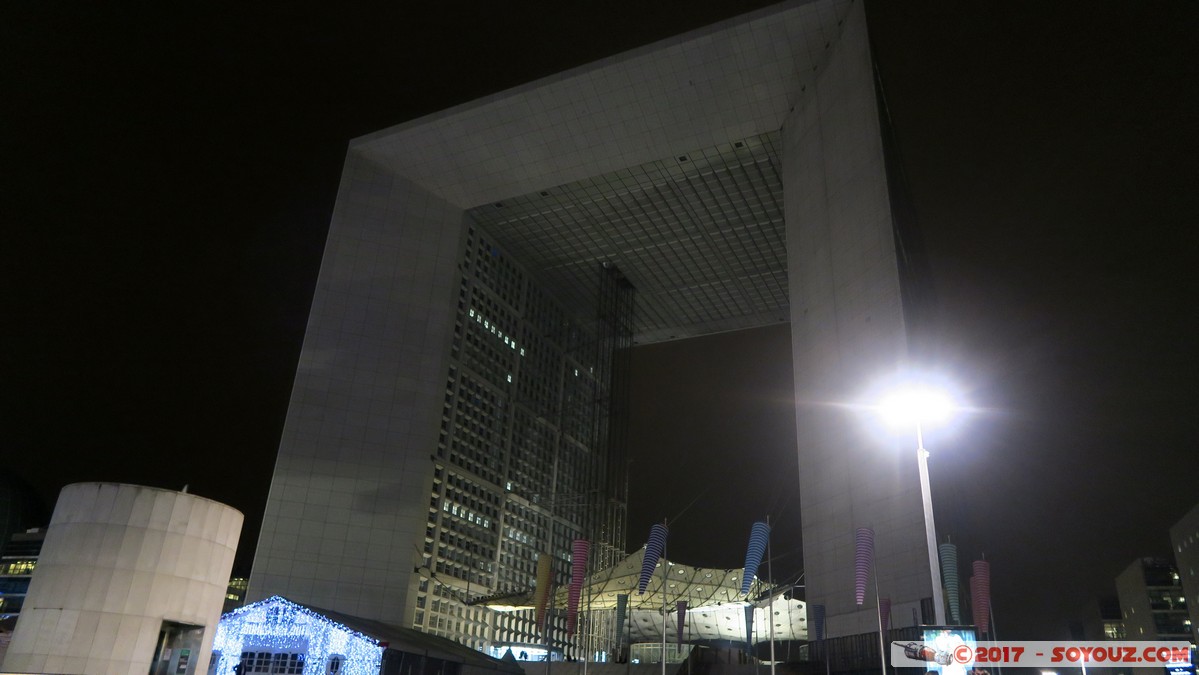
[465,132,789,344]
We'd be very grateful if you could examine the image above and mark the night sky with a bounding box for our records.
[4,1,1197,641]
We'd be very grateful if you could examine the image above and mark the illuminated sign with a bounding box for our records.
[914,626,979,675]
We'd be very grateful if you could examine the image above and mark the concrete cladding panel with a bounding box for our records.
[2,483,242,675]
[353,1,853,210]
[248,152,466,623]
[782,0,930,637]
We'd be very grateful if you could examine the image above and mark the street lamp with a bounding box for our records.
[878,386,956,627]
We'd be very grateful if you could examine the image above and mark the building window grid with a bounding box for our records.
[429,219,615,652]
[470,238,525,310]
[0,560,36,576]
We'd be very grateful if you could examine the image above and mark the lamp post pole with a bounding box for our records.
[915,422,946,626]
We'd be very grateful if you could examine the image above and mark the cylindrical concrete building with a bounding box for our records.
[2,483,242,675]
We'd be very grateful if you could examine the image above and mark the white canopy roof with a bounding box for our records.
[558,547,759,611]
[477,547,808,644]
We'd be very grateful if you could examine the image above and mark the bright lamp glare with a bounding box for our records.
[878,388,954,427]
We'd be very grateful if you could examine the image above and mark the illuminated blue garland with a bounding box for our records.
[637,524,668,595]
[213,596,383,675]
[740,521,770,595]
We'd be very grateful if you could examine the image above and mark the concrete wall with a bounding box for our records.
[782,0,931,637]
[248,152,466,625]
[350,2,846,210]
[2,483,241,675]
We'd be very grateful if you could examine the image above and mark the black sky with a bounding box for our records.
[4,1,1198,640]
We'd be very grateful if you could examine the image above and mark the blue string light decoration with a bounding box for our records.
[637,523,668,595]
[740,521,771,595]
[212,596,383,675]
[939,542,961,624]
